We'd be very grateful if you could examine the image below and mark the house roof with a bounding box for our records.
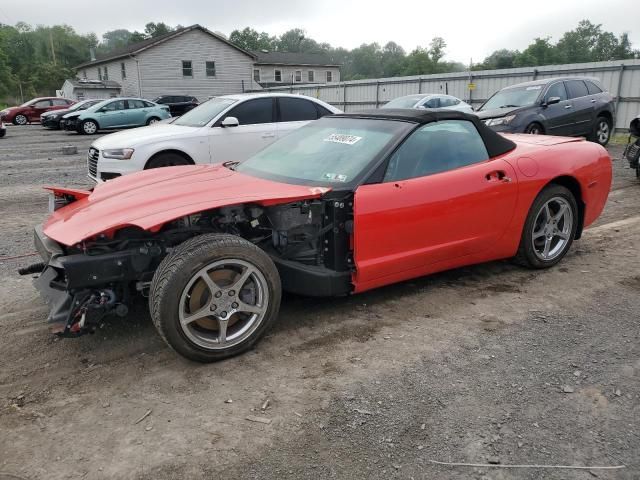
[66,79,122,89]
[252,51,341,67]
[76,25,255,69]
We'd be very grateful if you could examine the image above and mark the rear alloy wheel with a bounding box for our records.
[514,185,578,269]
[13,114,28,125]
[592,116,611,146]
[80,120,98,135]
[146,117,160,125]
[150,234,282,362]
[146,152,191,169]
[525,123,543,135]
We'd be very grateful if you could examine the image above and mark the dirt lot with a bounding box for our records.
[0,125,638,480]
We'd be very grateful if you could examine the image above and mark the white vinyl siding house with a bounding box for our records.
[251,51,341,88]
[73,25,257,102]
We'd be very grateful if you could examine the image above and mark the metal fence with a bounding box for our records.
[254,59,640,130]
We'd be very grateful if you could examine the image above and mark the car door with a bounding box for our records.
[276,97,321,138]
[353,119,518,286]
[540,81,574,136]
[208,97,277,163]
[30,99,53,121]
[95,100,127,128]
[125,99,148,126]
[564,80,593,136]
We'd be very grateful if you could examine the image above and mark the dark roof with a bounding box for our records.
[504,76,601,89]
[67,79,121,89]
[76,25,255,68]
[333,109,517,158]
[252,50,340,67]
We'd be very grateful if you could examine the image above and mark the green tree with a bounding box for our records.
[144,22,174,38]
[228,27,276,51]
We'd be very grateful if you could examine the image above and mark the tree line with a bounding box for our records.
[0,19,637,104]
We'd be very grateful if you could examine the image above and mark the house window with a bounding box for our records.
[206,61,216,77]
[326,71,333,82]
[83,70,87,79]
[295,70,302,82]
[77,93,85,101]
[182,60,193,77]
[274,69,282,82]
[253,69,261,82]
[121,62,126,79]
[103,67,109,81]
[98,68,102,81]
[308,70,314,82]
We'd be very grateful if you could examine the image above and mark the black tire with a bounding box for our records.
[13,114,28,126]
[525,122,544,135]
[590,115,612,146]
[146,117,161,125]
[149,233,282,362]
[0,129,5,138]
[79,119,98,135]
[514,185,578,269]
[145,152,191,169]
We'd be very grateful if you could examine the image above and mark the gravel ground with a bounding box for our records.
[0,125,638,480]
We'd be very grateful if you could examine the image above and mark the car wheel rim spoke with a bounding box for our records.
[532,196,573,261]
[178,259,268,350]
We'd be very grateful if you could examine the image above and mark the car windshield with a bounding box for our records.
[20,99,38,107]
[382,96,423,109]
[173,97,237,127]
[480,86,542,110]
[235,117,412,187]
[69,100,98,112]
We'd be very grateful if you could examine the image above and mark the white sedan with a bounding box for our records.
[383,94,474,113]
[88,93,341,182]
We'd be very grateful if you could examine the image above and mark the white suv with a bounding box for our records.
[88,93,341,182]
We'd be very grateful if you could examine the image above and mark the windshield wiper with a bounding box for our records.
[222,161,240,171]
[499,104,520,108]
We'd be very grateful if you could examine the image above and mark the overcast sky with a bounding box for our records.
[0,0,637,62]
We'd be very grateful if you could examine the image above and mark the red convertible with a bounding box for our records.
[0,97,74,125]
[25,110,611,362]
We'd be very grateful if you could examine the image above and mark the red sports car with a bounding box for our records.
[0,97,74,125]
[25,110,612,362]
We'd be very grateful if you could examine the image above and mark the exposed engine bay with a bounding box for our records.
[22,194,354,337]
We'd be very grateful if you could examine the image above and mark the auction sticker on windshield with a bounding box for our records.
[324,133,362,145]
[526,86,542,90]
[323,173,348,182]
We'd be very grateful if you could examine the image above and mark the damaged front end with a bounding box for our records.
[23,224,165,337]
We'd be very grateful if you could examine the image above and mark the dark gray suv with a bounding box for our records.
[476,77,615,146]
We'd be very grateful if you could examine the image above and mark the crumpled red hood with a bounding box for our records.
[43,165,330,246]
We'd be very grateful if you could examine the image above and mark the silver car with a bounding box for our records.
[383,94,473,113]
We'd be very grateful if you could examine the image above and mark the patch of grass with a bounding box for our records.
[610,133,633,146]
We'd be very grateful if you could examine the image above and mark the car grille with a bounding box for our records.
[88,147,99,177]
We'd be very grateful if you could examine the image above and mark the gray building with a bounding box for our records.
[60,79,122,101]
[74,25,258,102]
[251,51,341,88]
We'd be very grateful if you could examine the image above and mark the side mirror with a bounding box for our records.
[221,116,239,127]
[545,96,561,106]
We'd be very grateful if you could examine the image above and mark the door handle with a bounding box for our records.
[564,105,572,109]
[261,132,276,138]
[485,170,512,183]
[590,99,596,103]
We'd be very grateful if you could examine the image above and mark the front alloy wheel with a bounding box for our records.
[150,234,281,362]
[14,114,28,125]
[81,120,98,135]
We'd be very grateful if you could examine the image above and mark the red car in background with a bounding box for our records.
[0,97,74,125]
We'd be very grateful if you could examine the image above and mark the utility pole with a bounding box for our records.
[49,30,56,65]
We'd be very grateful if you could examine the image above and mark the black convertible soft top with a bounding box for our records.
[333,108,517,158]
